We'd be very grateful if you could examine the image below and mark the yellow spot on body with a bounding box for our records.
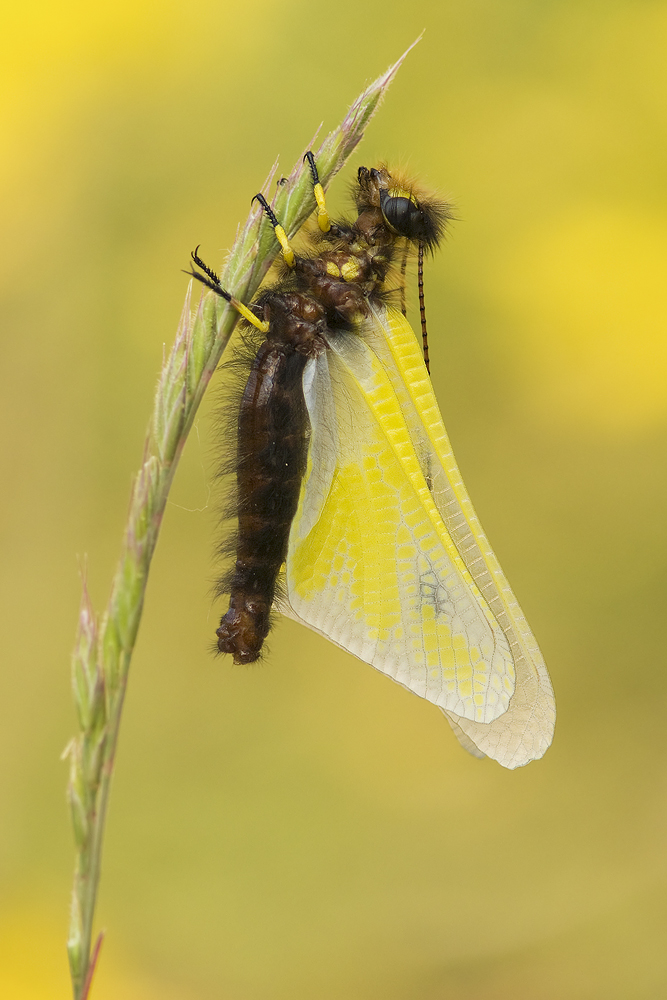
[341,259,360,282]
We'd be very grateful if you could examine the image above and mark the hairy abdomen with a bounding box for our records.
[217,343,308,663]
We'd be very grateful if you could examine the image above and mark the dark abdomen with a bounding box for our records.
[217,342,308,663]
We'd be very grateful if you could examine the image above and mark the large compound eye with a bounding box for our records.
[380,189,428,241]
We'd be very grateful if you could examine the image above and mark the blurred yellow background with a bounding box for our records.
[1,1,666,997]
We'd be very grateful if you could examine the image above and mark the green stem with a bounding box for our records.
[65,41,419,999]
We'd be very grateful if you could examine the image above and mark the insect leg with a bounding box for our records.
[251,193,296,268]
[303,151,331,233]
[187,248,269,333]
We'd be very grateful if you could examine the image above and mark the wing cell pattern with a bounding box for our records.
[285,330,515,726]
[279,306,555,768]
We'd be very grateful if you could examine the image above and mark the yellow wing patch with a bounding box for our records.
[283,325,515,726]
[279,305,555,768]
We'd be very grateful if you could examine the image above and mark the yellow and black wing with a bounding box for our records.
[278,305,555,769]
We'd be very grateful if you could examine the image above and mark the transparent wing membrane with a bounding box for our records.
[278,306,555,767]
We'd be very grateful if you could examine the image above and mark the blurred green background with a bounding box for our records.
[1,1,666,997]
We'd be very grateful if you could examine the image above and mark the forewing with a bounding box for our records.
[280,325,517,728]
[364,305,555,768]
[278,305,555,768]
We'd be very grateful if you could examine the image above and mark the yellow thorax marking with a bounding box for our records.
[325,258,362,282]
[341,259,360,282]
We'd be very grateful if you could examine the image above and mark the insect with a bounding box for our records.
[189,153,555,769]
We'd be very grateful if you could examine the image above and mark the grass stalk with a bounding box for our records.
[64,42,418,1000]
